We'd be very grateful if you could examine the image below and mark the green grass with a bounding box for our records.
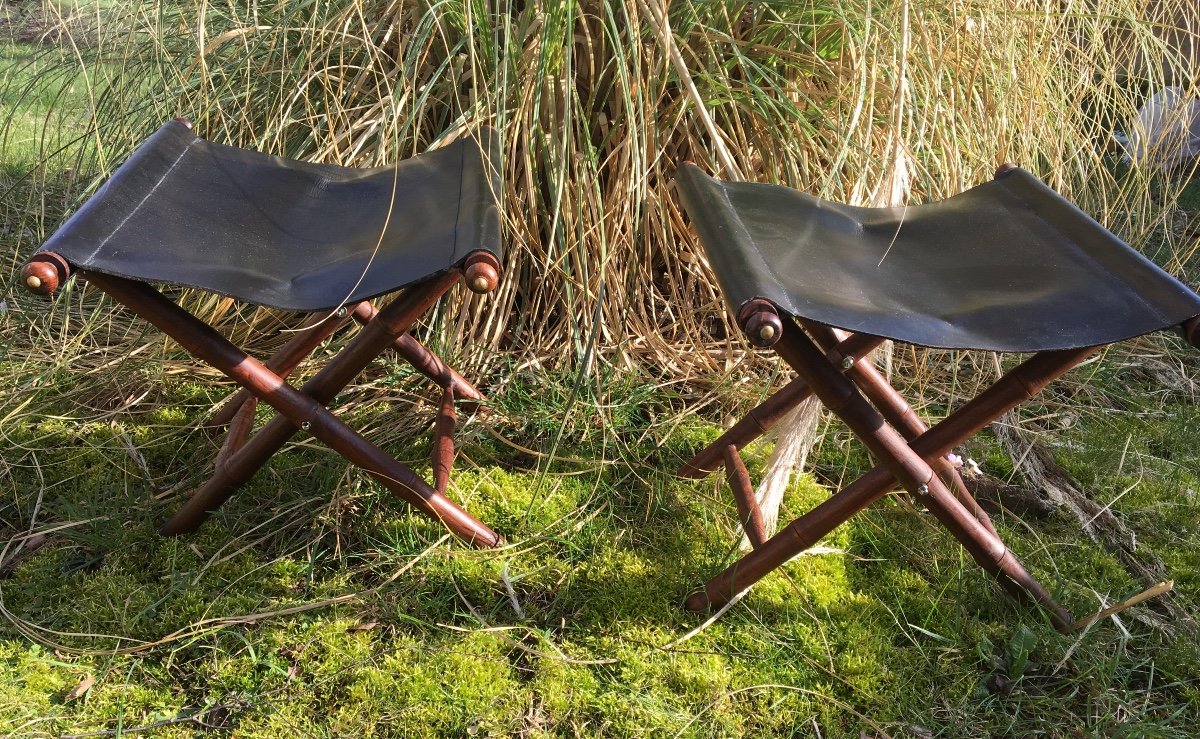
[0,2,104,174]
[0,358,1198,736]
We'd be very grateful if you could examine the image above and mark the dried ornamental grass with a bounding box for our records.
[4,0,1196,380]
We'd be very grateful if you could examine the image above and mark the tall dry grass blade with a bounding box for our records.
[745,0,916,550]
[741,399,821,549]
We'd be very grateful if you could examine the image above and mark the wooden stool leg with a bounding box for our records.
[688,323,1096,630]
[350,302,486,409]
[678,377,814,478]
[432,385,456,494]
[803,322,999,537]
[919,481,1072,628]
[214,398,257,469]
[678,333,886,479]
[209,306,358,428]
[687,463,896,611]
[776,322,1072,627]
[86,271,500,547]
[723,445,767,548]
[163,412,300,535]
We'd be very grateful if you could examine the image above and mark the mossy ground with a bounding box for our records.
[1,349,1198,737]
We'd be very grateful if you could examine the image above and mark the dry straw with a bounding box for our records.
[7,0,1197,377]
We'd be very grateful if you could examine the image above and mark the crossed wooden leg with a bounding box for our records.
[206,300,485,490]
[682,314,1098,631]
[78,257,502,548]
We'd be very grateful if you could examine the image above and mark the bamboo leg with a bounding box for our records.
[351,302,486,410]
[678,377,814,478]
[724,445,767,548]
[169,413,300,536]
[209,306,358,428]
[85,271,500,547]
[919,476,1072,628]
[769,322,1071,627]
[214,397,257,469]
[687,463,897,612]
[802,321,998,536]
[678,332,886,478]
[155,272,479,537]
[432,385,456,494]
[688,320,1096,628]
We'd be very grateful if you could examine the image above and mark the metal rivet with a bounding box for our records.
[335,307,347,318]
[841,356,855,370]
[916,483,930,495]
[301,421,312,431]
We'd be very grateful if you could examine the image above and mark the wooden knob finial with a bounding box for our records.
[995,162,1019,179]
[738,298,783,348]
[20,253,71,296]
[1182,316,1200,349]
[463,251,501,294]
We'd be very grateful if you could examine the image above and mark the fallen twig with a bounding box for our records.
[1068,580,1175,633]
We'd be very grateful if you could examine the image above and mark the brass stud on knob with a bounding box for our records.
[463,252,501,294]
[742,306,783,348]
[20,255,69,296]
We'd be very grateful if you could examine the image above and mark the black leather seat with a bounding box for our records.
[35,121,502,311]
[676,164,1200,351]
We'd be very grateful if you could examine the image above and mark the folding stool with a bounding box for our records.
[675,162,1200,630]
[21,120,504,548]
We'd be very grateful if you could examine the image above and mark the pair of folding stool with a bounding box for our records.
[22,121,1200,630]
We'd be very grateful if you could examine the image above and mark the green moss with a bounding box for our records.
[1,358,1198,736]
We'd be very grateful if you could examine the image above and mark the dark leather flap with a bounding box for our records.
[39,121,503,311]
[676,164,1200,351]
